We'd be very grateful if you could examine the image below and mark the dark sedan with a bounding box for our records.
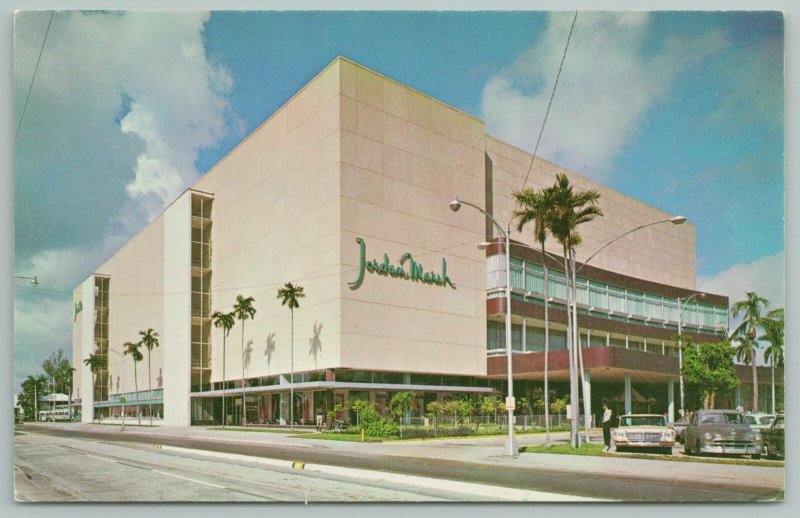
[684,409,762,459]
[762,414,784,459]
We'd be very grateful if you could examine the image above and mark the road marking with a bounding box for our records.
[83,453,118,463]
[151,469,226,489]
[155,445,604,501]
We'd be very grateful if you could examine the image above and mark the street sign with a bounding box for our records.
[505,396,515,410]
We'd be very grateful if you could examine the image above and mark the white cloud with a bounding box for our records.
[480,12,726,180]
[14,11,234,388]
[14,11,233,229]
[697,252,785,313]
[697,251,784,363]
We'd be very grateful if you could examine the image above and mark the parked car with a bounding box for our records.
[671,412,692,444]
[684,409,762,459]
[762,414,784,459]
[612,414,676,454]
[744,413,775,432]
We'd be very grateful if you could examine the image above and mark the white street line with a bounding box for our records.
[156,445,604,501]
[151,469,226,489]
[303,462,603,502]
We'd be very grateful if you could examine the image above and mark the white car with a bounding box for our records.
[744,413,775,432]
[612,414,676,454]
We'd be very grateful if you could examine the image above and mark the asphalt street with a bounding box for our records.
[14,423,785,502]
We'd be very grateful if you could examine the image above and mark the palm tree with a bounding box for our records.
[730,292,769,412]
[277,282,305,430]
[547,172,602,447]
[139,328,160,425]
[760,308,784,414]
[232,295,256,427]
[513,186,556,446]
[212,310,235,427]
[123,341,144,426]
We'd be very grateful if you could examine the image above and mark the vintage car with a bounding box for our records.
[762,414,784,459]
[612,414,676,454]
[744,413,775,432]
[684,409,762,458]
[671,412,692,444]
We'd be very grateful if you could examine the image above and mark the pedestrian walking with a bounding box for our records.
[602,400,613,451]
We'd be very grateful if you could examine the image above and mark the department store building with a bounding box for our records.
[73,57,778,427]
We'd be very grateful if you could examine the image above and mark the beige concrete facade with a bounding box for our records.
[74,57,701,425]
[486,137,696,289]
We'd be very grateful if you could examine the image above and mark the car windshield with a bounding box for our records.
[620,416,665,427]
[759,416,774,425]
[744,415,757,425]
[700,413,744,425]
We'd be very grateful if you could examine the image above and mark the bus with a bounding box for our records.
[37,408,70,422]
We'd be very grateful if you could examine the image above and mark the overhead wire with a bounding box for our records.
[15,11,54,145]
[516,11,578,201]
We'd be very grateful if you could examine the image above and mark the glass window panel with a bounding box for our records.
[526,327,545,352]
[549,330,567,350]
[525,267,543,294]
[486,254,505,290]
[510,263,524,290]
[628,294,645,316]
[589,286,606,308]
[512,324,523,351]
[610,338,626,348]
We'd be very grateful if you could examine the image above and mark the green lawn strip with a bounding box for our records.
[300,433,383,442]
[520,443,784,467]
[295,428,567,443]
[206,426,312,434]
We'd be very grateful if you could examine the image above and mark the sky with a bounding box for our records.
[11,10,786,390]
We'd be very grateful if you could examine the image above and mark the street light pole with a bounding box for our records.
[677,293,704,417]
[571,216,687,440]
[14,275,39,287]
[450,197,518,457]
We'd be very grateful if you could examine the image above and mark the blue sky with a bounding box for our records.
[12,10,785,389]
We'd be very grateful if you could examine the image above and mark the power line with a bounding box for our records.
[519,11,578,195]
[15,11,54,145]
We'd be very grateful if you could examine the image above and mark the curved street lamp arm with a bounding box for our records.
[576,217,683,275]
[451,197,508,239]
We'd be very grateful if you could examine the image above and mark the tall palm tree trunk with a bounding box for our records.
[572,249,590,443]
[771,351,776,414]
[562,250,578,447]
[148,350,153,426]
[241,321,247,427]
[542,244,551,447]
[749,343,759,412]
[290,308,294,431]
[134,362,140,426]
[222,334,226,427]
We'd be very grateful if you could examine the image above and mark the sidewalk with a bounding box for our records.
[25,422,784,492]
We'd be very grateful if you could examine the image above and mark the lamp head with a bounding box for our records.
[30,276,39,287]
[449,197,461,212]
[669,216,687,225]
